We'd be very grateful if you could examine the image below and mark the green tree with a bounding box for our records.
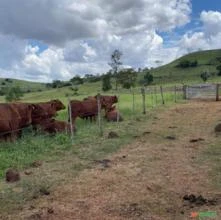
[108,49,123,90]
[70,75,84,85]
[200,71,210,82]
[102,74,112,91]
[140,71,153,86]
[5,86,24,102]
[69,86,79,96]
[118,68,137,89]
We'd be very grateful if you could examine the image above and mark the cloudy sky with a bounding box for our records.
[0,0,220,82]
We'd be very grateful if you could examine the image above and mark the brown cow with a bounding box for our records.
[36,119,76,134]
[0,103,38,141]
[34,99,65,118]
[68,99,98,122]
[96,95,118,111]
[105,106,123,122]
[31,99,65,127]
[78,95,118,121]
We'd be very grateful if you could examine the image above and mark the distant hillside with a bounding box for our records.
[149,49,221,84]
[0,78,46,92]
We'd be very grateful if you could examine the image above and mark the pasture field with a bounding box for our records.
[148,49,221,84]
[0,87,183,216]
[1,97,221,219]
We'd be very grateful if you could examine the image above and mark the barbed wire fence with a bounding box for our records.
[2,83,219,141]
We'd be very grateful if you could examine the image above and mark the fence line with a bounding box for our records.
[0,85,185,141]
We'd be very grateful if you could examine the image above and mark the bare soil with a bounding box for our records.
[4,101,221,220]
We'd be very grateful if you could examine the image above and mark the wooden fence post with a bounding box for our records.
[174,86,177,103]
[183,85,187,100]
[154,86,157,105]
[151,89,154,108]
[68,99,74,144]
[117,94,120,123]
[132,89,135,119]
[216,84,219,101]
[141,87,146,114]
[160,86,165,105]
[97,93,103,136]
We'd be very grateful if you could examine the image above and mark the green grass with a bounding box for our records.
[148,49,221,85]
[0,87,183,215]
[0,90,183,177]
[0,78,47,92]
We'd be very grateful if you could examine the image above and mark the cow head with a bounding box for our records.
[97,95,118,112]
[112,96,118,103]
[50,99,65,111]
[31,104,49,124]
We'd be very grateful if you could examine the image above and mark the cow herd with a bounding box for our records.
[0,95,121,142]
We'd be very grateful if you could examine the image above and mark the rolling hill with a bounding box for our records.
[0,49,221,100]
[149,49,221,84]
[0,78,46,92]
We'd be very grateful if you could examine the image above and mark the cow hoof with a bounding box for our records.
[6,169,20,183]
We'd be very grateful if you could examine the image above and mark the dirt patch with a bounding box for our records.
[183,194,218,207]
[105,203,144,218]
[143,131,151,135]
[5,100,221,220]
[165,135,176,140]
[215,123,221,132]
[5,169,20,183]
[25,170,33,176]
[94,159,111,168]
[168,126,177,129]
[108,131,119,139]
[189,138,205,143]
[31,161,43,168]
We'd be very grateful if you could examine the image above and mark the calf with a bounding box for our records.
[105,106,123,122]
[36,119,76,135]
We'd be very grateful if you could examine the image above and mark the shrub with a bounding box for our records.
[5,86,24,102]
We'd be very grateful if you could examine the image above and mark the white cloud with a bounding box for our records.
[201,10,221,36]
[179,11,221,52]
[4,1,221,83]
[0,0,191,46]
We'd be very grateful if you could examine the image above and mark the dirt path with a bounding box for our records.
[8,101,221,219]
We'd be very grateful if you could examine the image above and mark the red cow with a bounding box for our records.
[69,95,118,123]
[95,95,118,111]
[0,103,38,141]
[68,99,98,123]
[31,99,65,127]
[36,119,76,134]
[105,106,123,122]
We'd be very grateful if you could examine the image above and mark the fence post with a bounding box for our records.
[160,86,165,105]
[154,86,157,105]
[174,86,177,103]
[97,93,103,136]
[132,89,135,119]
[216,84,219,101]
[141,87,146,114]
[117,94,120,123]
[68,99,74,144]
[183,85,187,100]
[151,89,154,108]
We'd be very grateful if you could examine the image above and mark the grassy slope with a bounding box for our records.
[149,49,221,84]
[0,78,46,92]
